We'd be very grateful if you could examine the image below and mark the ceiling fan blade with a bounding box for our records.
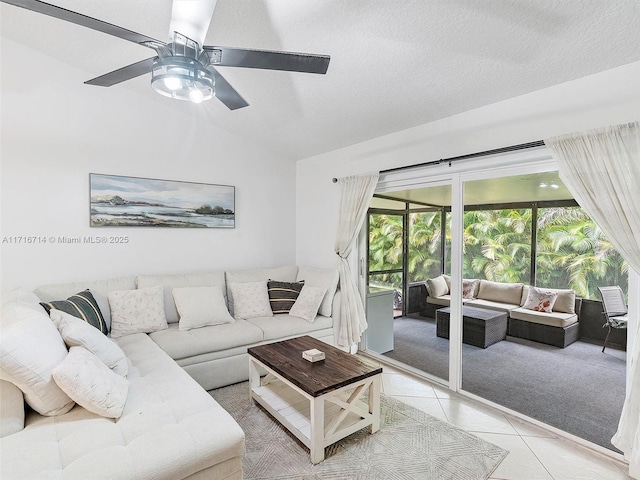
[169,0,216,47]
[1,0,165,47]
[208,67,249,110]
[85,57,156,87]
[204,46,330,74]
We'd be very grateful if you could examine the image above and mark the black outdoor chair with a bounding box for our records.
[597,286,628,353]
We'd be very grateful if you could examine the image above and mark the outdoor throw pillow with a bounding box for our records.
[229,281,273,320]
[50,309,128,377]
[462,279,478,299]
[108,285,168,338]
[289,285,327,323]
[173,285,235,331]
[426,275,448,298]
[40,289,108,335]
[267,280,305,314]
[52,346,129,419]
[523,286,558,313]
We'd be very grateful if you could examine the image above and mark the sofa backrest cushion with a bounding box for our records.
[0,379,24,437]
[478,280,523,305]
[225,266,298,317]
[426,275,449,298]
[521,286,576,314]
[296,266,339,317]
[34,277,136,331]
[137,271,226,324]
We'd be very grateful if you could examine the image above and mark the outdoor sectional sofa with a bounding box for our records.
[0,265,340,479]
[425,275,581,348]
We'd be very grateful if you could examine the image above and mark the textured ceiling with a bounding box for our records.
[2,0,640,160]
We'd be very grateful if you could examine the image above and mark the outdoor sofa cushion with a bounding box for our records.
[510,307,578,328]
[477,280,524,305]
[520,286,576,314]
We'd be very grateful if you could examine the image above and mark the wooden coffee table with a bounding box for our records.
[248,336,382,464]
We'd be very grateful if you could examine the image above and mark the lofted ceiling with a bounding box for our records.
[1,0,640,160]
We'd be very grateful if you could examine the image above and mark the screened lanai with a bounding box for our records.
[363,170,628,452]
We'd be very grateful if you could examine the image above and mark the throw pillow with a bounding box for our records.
[229,281,273,320]
[426,275,448,298]
[523,287,559,313]
[173,286,235,331]
[50,309,128,377]
[289,285,327,323]
[295,267,339,317]
[0,301,75,416]
[52,346,129,419]
[267,280,305,314]
[108,286,168,338]
[40,289,108,335]
[462,279,478,299]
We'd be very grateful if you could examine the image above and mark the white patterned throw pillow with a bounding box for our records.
[108,286,168,338]
[50,309,128,377]
[229,281,273,320]
[173,286,235,330]
[289,285,327,323]
[52,346,129,419]
[523,286,558,313]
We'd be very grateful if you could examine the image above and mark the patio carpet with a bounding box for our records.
[382,315,626,453]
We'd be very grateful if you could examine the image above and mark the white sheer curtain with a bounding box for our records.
[334,173,379,347]
[546,121,640,476]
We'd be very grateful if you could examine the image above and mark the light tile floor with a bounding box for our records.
[370,360,631,480]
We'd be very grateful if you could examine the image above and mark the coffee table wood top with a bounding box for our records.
[248,336,382,397]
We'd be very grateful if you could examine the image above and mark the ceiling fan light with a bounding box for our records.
[163,76,182,91]
[151,56,214,103]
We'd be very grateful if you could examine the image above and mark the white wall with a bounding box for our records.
[296,60,640,268]
[0,38,297,291]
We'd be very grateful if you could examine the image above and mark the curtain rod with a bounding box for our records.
[379,140,546,175]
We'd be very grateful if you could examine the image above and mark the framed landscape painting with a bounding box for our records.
[90,174,235,228]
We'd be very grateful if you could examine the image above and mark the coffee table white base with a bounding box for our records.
[249,357,381,464]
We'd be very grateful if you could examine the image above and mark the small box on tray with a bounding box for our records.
[302,348,325,362]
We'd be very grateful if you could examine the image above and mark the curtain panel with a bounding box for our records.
[334,173,379,347]
[546,121,640,476]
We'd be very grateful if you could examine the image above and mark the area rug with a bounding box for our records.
[211,382,508,480]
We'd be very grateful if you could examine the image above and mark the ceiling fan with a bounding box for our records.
[2,0,331,109]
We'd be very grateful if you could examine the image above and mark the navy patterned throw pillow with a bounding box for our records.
[40,289,108,335]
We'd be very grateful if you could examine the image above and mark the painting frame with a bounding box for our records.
[90,173,235,228]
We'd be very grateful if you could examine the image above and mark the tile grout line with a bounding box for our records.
[504,415,557,480]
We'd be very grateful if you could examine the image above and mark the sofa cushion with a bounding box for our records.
[296,266,339,317]
[477,280,523,305]
[148,320,264,360]
[225,266,298,316]
[229,281,273,320]
[522,287,558,313]
[465,298,521,313]
[137,271,226,324]
[173,286,235,331]
[40,289,108,335]
[0,380,24,438]
[267,280,304,314]
[34,276,136,331]
[50,309,128,377]
[108,286,168,338]
[52,346,129,419]
[510,307,578,328]
[426,275,449,298]
[246,314,333,341]
[289,285,327,323]
[0,300,75,416]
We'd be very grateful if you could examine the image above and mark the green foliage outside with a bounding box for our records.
[368,207,628,300]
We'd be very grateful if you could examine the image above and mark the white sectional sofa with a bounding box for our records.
[426,275,580,348]
[1,264,340,479]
